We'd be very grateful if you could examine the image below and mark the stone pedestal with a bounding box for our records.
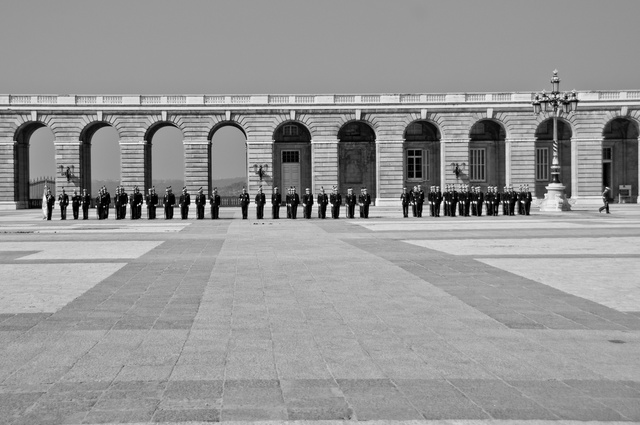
[539,182,571,211]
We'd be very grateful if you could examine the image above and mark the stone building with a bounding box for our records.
[1,91,639,209]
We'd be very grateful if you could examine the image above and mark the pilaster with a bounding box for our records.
[246,140,273,194]
[120,139,151,193]
[508,138,536,187]
[573,138,603,205]
[0,138,18,209]
[184,140,211,194]
[376,139,403,206]
[311,137,338,195]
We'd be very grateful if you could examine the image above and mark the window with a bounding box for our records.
[407,149,429,180]
[469,148,486,181]
[282,150,300,163]
[603,147,612,161]
[283,124,299,137]
[536,147,549,181]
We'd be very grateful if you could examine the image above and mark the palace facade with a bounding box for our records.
[1,91,639,209]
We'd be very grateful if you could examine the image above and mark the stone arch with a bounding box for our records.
[468,119,507,189]
[535,118,573,197]
[338,121,377,199]
[79,121,120,194]
[143,121,185,192]
[13,121,55,208]
[602,117,640,202]
[403,120,442,189]
[209,121,249,192]
[273,121,312,195]
[208,121,248,141]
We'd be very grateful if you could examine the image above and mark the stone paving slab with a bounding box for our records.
[0,209,640,423]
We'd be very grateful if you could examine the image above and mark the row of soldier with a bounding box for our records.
[401,184,533,217]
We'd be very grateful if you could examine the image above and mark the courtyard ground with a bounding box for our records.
[0,205,639,424]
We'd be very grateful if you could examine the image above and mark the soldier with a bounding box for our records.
[58,187,69,220]
[492,186,501,216]
[345,187,357,219]
[146,187,156,219]
[457,185,465,217]
[302,188,313,219]
[179,187,191,219]
[194,187,205,219]
[361,187,371,218]
[358,187,364,218]
[317,187,328,219]
[210,187,221,219]
[96,188,103,220]
[255,186,266,219]
[115,186,122,220]
[508,186,517,216]
[239,187,250,219]
[81,188,91,220]
[502,185,510,216]
[103,187,111,219]
[410,186,418,217]
[485,186,494,216]
[443,185,450,217]
[450,184,458,217]
[463,185,472,217]
[476,186,484,217]
[330,186,342,219]
[524,184,532,215]
[271,186,281,219]
[71,189,81,220]
[130,186,142,219]
[45,188,55,220]
[400,187,410,218]
[290,186,300,219]
[163,186,175,219]
[434,186,442,217]
[285,187,292,219]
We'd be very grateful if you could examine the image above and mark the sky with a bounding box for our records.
[2,0,639,182]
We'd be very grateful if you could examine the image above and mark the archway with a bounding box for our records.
[338,121,376,199]
[469,120,506,190]
[535,119,572,197]
[403,120,441,189]
[210,124,247,197]
[15,123,55,208]
[147,123,183,193]
[79,123,119,196]
[273,122,311,193]
[603,118,639,202]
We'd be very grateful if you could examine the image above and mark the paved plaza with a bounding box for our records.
[1,206,639,424]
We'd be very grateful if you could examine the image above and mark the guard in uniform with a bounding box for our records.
[434,186,442,217]
[103,187,111,219]
[457,185,465,217]
[330,186,341,219]
[58,188,69,220]
[290,187,300,219]
[476,186,484,217]
[239,187,250,219]
[46,188,55,220]
[524,184,532,215]
[410,186,418,217]
[485,186,494,216]
[502,186,510,216]
[358,187,364,218]
[255,186,266,219]
[115,186,122,220]
[345,187,357,219]
[492,186,501,216]
[71,189,81,220]
[179,187,191,219]
[81,188,91,220]
[317,187,328,219]
[96,189,103,220]
[400,187,410,218]
[163,186,175,219]
[361,187,371,218]
[286,187,292,219]
[195,187,206,219]
[210,187,221,219]
[147,187,158,219]
[271,186,281,219]
[443,185,451,217]
[133,186,143,219]
[508,186,517,216]
[302,188,313,219]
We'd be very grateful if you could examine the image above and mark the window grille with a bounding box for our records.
[469,148,486,181]
[536,147,549,181]
[282,151,300,163]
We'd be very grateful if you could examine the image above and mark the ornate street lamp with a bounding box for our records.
[532,70,578,211]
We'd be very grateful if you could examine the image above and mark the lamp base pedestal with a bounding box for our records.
[539,183,572,212]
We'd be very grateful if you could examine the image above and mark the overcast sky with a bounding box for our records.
[3,0,639,182]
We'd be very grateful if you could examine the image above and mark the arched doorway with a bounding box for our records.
[469,120,506,190]
[403,121,441,189]
[210,124,247,197]
[273,122,311,193]
[603,118,639,202]
[79,123,119,196]
[147,123,183,193]
[535,119,572,198]
[15,123,55,208]
[338,121,376,199]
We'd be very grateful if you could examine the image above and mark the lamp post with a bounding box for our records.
[532,70,578,211]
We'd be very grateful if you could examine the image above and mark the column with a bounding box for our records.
[184,140,211,194]
[246,140,273,194]
[442,138,469,185]
[376,140,403,206]
[120,139,151,193]
[0,138,19,209]
[507,138,535,188]
[311,137,338,195]
[54,139,82,197]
